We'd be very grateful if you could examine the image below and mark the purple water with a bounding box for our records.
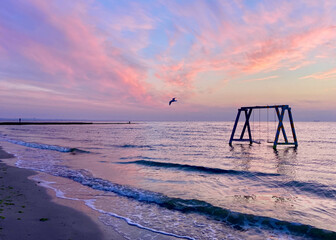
[1,121,336,239]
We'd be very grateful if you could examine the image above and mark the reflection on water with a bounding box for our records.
[274,147,298,177]
[229,144,254,171]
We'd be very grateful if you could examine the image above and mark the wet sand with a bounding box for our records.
[0,146,124,240]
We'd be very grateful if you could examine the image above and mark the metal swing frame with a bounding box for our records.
[229,105,298,149]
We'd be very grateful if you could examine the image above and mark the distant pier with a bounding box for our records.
[0,122,134,125]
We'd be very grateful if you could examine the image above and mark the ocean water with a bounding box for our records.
[1,121,336,239]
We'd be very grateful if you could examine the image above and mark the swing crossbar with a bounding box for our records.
[229,105,298,149]
[239,105,288,110]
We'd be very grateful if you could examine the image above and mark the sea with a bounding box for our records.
[0,121,336,239]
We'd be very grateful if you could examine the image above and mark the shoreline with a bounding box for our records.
[0,146,124,240]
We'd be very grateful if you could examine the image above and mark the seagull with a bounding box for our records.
[169,97,177,106]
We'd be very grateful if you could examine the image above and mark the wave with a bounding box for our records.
[277,180,336,199]
[118,160,281,177]
[119,156,169,161]
[116,144,168,150]
[50,167,336,239]
[15,159,336,239]
[6,139,89,153]
[33,177,194,240]
[117,144,154,149]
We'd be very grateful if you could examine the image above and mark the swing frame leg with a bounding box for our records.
[229,108,253,145]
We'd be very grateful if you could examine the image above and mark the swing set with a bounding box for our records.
[229,105,298,149]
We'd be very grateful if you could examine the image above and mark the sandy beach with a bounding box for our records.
[0,146,124,240]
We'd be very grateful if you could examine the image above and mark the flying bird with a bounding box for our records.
[169,98,177,106]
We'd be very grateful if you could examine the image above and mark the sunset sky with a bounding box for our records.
[1,0,336,121]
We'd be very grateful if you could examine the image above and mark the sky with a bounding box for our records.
[0,0,336,121]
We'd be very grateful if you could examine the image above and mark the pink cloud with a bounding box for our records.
[1,0,155,109]
[242,1,292,26]
[173,1,334,69]
[289,61,314,71]
[244,75,278,83]
[145,0,336,112]
[155,61,198,87]
[1,0,336,118]
[301,67,336,80]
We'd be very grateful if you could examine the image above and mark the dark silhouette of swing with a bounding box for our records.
[229,105,298,149]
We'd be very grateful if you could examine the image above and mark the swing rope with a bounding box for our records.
[272,108,276,143]
[252,109,255,140]
[274,108,276,134]
[267,106,269,142]
[258,109,261,142]
[266,106,278,144]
